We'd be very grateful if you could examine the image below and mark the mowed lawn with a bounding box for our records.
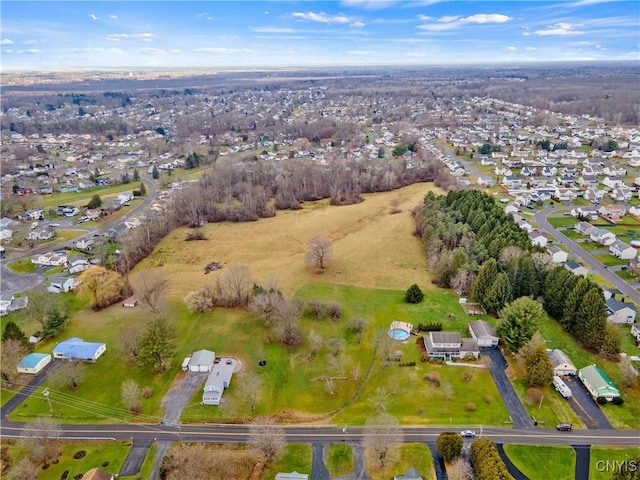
[503,444,575,480]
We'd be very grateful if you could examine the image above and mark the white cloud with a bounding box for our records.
[197,12,214,21]
[89,14,98,21]
[1,38,14,45]
[567,0,617,6]
[341,0,403,9]
[345,49,375,55]
[4,49,12,53]
[109,15,118,20]
[168,49,183,54]
[533,22,580,36]
[525,46,538,51]
[420,13,512,31]
[17,49,41,54]
[351,21,366,28]
[292,12,351,24]
[252,26,297,33]
[191,47,255,55]
[106,32,158,42]
[506,46,517,51]
[23,40,39,45]
[264,11,269,15]
[417,15,432,21]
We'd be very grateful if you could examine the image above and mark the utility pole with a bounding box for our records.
[43,388,53,415]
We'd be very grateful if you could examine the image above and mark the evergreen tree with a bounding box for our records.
[600,322,621,357]
[497,297,546,352]
[543,267,577,319]
[484,273,513,316]
[87,194,102,209]
[138,182,146,196]
[471,258,498,305]
[132,168,140,181]
[138,317,177,373]
[436,432,463,463]
[561,278,591,334]
[578,288,608,350]
[405,284,424,304]
[43,307,68,337]
[152,165,160,179]
[524,344,553,387]
[2,321,30,349]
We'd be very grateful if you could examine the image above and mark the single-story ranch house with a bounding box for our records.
[423,332,479,360]
[17,353,52,375]
[578,364,620,401]
[202,358,235,405]
[468,320,499,347]
[606,298,637,324]
[52,337,106,362]
[546,349,577,376]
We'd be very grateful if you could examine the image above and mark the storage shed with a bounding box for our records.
[17,353,52,375]
[468,320,499,347]
[547,349,577,376]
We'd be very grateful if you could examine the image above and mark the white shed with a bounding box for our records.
[468,320,499,347]
[547,349,577,376]
[17,353,52,375]
[189,349,215,372]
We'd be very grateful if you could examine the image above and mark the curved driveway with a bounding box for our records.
[533,206,640,305]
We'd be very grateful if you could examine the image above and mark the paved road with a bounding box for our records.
[312,443,330,480]
[481,348,534,429]
[0,176,159,296]
[564,376,613,430]
[573,444,591,480]
[496,443,529,480]
[533,206,640,305]
[427,442,448,480]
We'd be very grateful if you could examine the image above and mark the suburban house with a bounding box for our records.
[17,353,52,375]
[606,298,637,324]
[599,204,626,220]
[0,294,14,316]
[68,255,90,273]
[188,349,215,372]
[275,472,309,480]
[423,332,479,360]
[74,238,95,250]
[575,221,597,236]
[529,230,548,248]
[547,245,568,263]
[546,349,577,376]
[52,337,106,362]
[609,241,637,260]
[571,207,598,221]
[502,175,523,188]
[468,320,499,347]
[394,468,423,480]
[82,468,114,480]
[47,276,78,294]
[31,251,68,267]
[589,228,616,246]
[578,364,620,401]
[202,358,235,405]
[27,229,54,241]
[564,261,588,277]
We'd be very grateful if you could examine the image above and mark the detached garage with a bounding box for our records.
[189,349,215,372]
[17,353,52,375]
[468,320,499,347]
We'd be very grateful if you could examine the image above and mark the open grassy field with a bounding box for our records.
[547,216,578,228]
[589,447,640,480]
[365,443,435,480]
[503,444,575,480]
[262,443,313,479]
[326,443,354,477]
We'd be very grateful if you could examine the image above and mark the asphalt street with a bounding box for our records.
[533,206,640,305]
[496,443,529,480]
[564,376,613,430]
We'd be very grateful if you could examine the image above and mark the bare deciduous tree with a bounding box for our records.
[249,290,286,326]
[448,457,474,480]
[249,418,286,463]
[121,379,142,414]
[305,236,332,271]
[308,330,323,359]
[370,386,390,414]
[620,355,639,388]
[362,412,403,467]
[239,373,263,413]
[163,444,246,480]
[136,271,168,315]
[184,285,215,313]
[116,323,145,364]
[1,339,29,382]
[6,457,39,480]
[19,419,62,467]
[50,361,87,390]
[215,264,253,307]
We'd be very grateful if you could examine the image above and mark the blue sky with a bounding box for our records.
[1,1,638,69]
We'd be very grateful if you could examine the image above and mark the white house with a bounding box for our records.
[468,320,499,347]
[529,230,548,248]
[609,241,637,260]
[202,358,235,405]
[603,176,625,189]
[189,349,215,372]
[47,276,78,294]
[74,238,95,250]
[564,261,589,277]
[606,298,637,324]
[547,349,577,376]
[547,245,568,263]
[571,207,598,221]
[31,251,68,267]
[17,353,52,375]
[423,332,479,360]
[68,255,90,273]
[590,228,616,246]
[575,221,596,236]
[578,364,620,401]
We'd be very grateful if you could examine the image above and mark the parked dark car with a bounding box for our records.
[556,423,572,431]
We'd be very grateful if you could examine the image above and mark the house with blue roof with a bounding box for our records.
[52,337,106,362]
[17,353,52,375]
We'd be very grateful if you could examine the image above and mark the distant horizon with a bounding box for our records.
[3,59,639,74]
[1,1,638,69]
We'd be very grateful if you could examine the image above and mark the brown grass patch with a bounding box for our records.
[137,182,440,300]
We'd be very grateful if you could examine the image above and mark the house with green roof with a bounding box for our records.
[578,364,620,401]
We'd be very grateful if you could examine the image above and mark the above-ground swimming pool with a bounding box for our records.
[388,328,411,341]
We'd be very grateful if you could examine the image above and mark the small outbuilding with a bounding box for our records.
[547,349,577,376]
[468,320,499,347]
[275,472,309,480]
[52,337,106,362]
[189,349,215,372]
[17,353,52,375]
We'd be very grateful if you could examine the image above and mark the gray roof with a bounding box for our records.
[547,349,575,369]
[468,320,498,339]
[430,332,462,345]
[190,349,215,368]
[606,298,637,313]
